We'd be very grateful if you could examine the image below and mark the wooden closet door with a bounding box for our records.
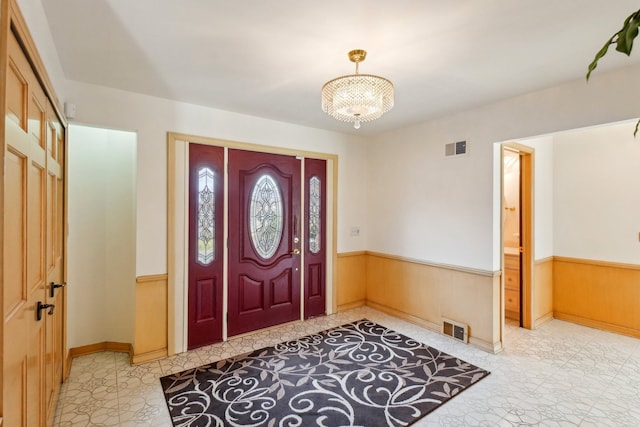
[3,28,65,426]
[44,101,65,425]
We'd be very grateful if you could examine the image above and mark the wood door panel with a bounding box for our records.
[5,148,27,316]
[28,160,45,291]
[238,275,264,313]
[307,263,323,298]
[4,355,27,426]
[29,94,45,148]
[6,60,27,127]
[194,278,217,323]
[228,149,301,336]
[271,269,293,306]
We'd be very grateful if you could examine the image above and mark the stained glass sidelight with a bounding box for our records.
[309,176,321,253]
[197,167,215,265]
[249,174,283,259]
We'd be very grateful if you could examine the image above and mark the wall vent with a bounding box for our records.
[445,140,467,157]
[442,318,469,343]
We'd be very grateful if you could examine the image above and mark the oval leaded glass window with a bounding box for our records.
[309,176,321,254]
[197,167,215,265]
[249,174,283,259]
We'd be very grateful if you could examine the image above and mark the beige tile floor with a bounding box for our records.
[54,306,640,426]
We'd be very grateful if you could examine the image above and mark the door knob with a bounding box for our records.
[291,248,300,255]
[50,281,66,297]
[36,301,55,321]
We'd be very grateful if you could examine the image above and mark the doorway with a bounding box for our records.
[174,137,336,353]
[501,144,533,330]
[502,148,521,324]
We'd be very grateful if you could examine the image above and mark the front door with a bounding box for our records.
[228,149,301,336]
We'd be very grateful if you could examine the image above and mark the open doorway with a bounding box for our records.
[502,148,521,325]
[501,143,533,330]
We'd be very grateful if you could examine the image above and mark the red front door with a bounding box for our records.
[187,144,224,349]
[228,149,301,336]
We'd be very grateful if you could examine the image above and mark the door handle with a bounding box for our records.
[291,248,300,255]
[36,301,55,321]
[50,281,66,297]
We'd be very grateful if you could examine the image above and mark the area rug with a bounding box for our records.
[160,319,490,426]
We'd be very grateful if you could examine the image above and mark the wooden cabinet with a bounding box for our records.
[504,254,520,321]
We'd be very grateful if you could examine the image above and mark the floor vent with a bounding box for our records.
[442,318,469,343]
[445,140,467,157]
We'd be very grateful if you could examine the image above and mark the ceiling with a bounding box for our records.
[41,1,640,135]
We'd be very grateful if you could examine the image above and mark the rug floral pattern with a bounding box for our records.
[160,319,490,426]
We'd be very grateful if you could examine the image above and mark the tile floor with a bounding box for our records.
[54,306,640,426]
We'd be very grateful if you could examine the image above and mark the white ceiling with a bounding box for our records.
[41,1,640,135]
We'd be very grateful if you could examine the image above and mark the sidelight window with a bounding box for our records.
[197,167,215,264]
[309,176,321,253]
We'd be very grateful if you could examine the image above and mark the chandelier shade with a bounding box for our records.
[321,50,394,129]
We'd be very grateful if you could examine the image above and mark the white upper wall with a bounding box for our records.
[553,121,640,264]
[19,0,640,274]
[18,0,370,276]
[16,0,68,105]
[370,64,640,271]
[67,125,137,348]
[65,81,369,275]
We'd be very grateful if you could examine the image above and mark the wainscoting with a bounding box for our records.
[365,252,500,353]
[134,274,169,363]
[554,256,640,338]
[131,254,639,363]
[533,257,554,327]
[336,252,367,310]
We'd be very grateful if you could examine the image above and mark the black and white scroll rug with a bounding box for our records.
[160,319,490,426]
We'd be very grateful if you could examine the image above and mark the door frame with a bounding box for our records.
[500,143,534,335]
[167,132,338,355]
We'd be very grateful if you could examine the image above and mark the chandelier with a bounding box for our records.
[321,50,394,129]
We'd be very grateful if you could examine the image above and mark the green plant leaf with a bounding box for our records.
[586,38,614,80]
[615,14,640,55]
[587,9,640,81]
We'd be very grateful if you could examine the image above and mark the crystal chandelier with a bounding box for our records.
[321,50,394,129]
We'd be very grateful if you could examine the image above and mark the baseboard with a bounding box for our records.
[553,311,640,339]
[469,336,503,354]
[68,341,133,365]
[337,299,366,311]
[367,301,502,354]
[534,311,554,328]
[132,348,168,365]
[505,310,520,322]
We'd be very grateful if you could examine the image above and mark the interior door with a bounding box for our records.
[187,144,224,349]
[4,30,51,426]
[304,158,326,319]
[44,100,66,424]
[228,149,301,336]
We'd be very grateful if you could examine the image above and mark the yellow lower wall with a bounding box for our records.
[134,274,168,364]
[336,251,367,310]
[365,252,500,352]
[553,257,640,338]
[132,254,639,363]
[533,257,554,327]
